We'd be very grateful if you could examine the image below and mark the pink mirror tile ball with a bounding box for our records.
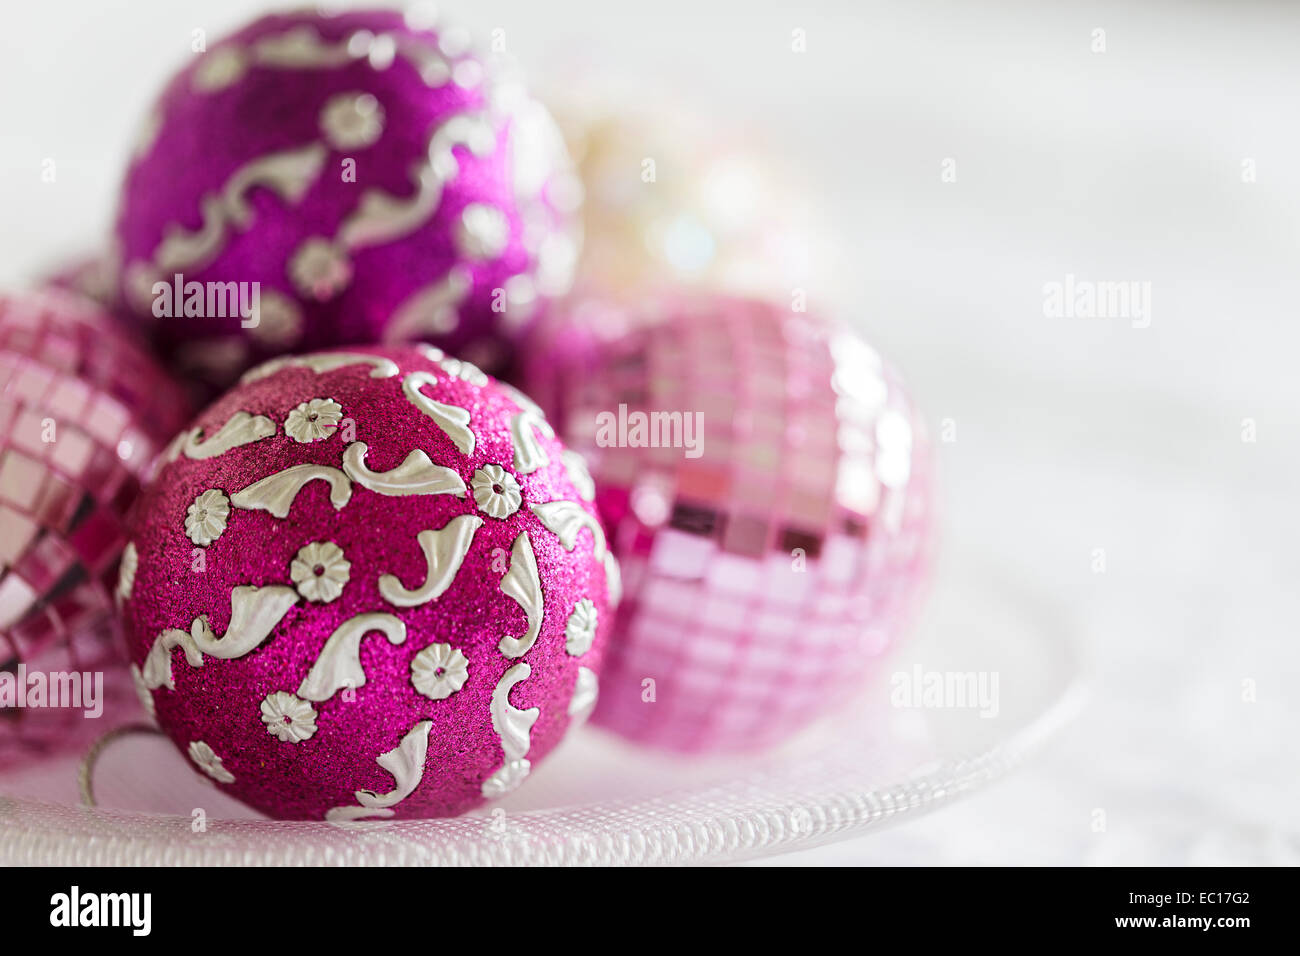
[524,295,934,753]
[0,290,190,767]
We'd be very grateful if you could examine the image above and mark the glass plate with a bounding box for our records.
[0,569,1083,865]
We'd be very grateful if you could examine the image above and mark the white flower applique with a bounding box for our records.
[284,397,343,443]
[471,464,522,519]
[291,541,351,603]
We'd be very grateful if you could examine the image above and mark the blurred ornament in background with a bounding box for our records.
[114,7,581,389]
[552,99,836,301]
[524,295,933,753]
[0,290,190,768]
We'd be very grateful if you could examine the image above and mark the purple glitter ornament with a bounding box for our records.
[122,345,614,819]
[524,296,933,753]
[0,290,190,768]
[114,8,580,388]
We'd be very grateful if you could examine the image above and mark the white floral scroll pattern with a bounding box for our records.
[325,720,434,822]
[384,267,472,340]
[482,663,539,798]
[240,351,399,384]
[188,24,469,99]
[378,514,482,607]
[509,405,555,476]
[418,345,488,386]
[296,613,407,702]
[124,143,328,308]
[174,411,276,461]
[231,464,352,518]
[342,442,466,497]
[498,532,543,659]
[529,500,608,560]
[142,584,299,690]
[402,371,476,454]
[336,113,496,252]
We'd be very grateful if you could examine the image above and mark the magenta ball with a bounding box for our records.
[523,296,934,753]
[114,8,579,388]
[0,290,190,767]
[122,345,615,819]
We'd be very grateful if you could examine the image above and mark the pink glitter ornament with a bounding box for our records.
[114,8,580,388]
[0,290,189,768]
[523,296,933,753]
[122,345,614,819]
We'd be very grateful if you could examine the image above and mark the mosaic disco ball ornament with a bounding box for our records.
[121,345,615,819]
[0,290,189,766]
[524,296,933,753]
[114,7,580,387]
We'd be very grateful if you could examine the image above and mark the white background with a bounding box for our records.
[1,0,1297,864]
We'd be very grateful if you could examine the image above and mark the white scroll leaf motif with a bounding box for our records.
[324,719,432,822]
[182,411,276,459]
[529,500,608,560]
[402,371,475,455]
[482,663,539,798]
[604,552,623,608]
[231,464,352,518]
[568,666,599,722]
[221,143,329,228]
[378,514,483,607]
[153,144,327,271]
[142,629,202,690]
[240,351,400,384]
[561,449,596,501]
[296,613,407,702]
[253,26,360,68]
[155,195,227,271]
[510,409,554,475]
[356,720,433,809]
[342,442,466,498]
[141,585,297,688]
[190,585,300,659]
[498,532,544,659]
[337,114,495,251]
[383,266,471,341]
[491,663,539,762]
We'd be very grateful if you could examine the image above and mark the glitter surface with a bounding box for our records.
[524,296,933,753]
[0,289,190,767]
[114,8,580,388]
[122,345,611,819]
